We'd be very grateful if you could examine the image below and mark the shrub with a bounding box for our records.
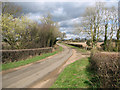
[68,44,83,48]
[1,47,52,63]
[2,13,60,50]
[86,40,91,46]
[90,51,120,88]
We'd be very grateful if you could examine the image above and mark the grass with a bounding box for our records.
[62,43,88,53]
[51,57,95,88]
[2,46,63,71]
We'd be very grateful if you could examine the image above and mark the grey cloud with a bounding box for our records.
[14,2,88,22]
[12,1,118,39]
[59,17,82,27]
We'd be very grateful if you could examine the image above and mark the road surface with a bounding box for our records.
[2,43,73,88]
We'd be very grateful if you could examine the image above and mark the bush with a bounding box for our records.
[68,44,83,48]
[2,13,60,50]
[1,47,52,63]
[100,42,118,52]
[90,51,120,88]
[86,40,91,46]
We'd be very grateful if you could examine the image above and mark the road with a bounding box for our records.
[2,43,73,88]
[30,45,89,88]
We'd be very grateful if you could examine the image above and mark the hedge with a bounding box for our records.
[90,51,120,88]
[67,43,83,48]
[1,47,52,63]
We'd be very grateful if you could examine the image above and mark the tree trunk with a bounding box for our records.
[116,27,120,52]
[104,23,108,51]
[93,16,97,48]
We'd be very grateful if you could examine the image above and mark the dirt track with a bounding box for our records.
[2,43,72,88]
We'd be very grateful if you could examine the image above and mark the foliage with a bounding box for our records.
[2,2,22,17]
[90,51,120,88]
[86,40,91,46]
[60,32,66,40]
[63,43,88,54]
[2,14,32,49]
[2,13,61,49]
[2,47,52,63]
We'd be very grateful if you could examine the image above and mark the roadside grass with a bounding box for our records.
[2,46,63,71]
[51,57,96,88]
[62,43,88,53]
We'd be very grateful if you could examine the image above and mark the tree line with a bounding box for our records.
[1,2,61,50]
[75,2,120,52]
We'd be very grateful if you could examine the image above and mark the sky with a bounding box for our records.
[2,0,119,39]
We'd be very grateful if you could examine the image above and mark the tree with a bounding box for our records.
[60,32,66,40]
[75,2,119,52]
[2,2,22,17]
[116,27,120,51]
[40,13,60,47]
[78,7,95,47]
[116,2,120,52]
[2,3,61,50]
[102,7,110,51]
[107,6,118,51]
[76,2,104,48]
[2,14,32,49]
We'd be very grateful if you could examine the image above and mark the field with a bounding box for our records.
[64,42,104,48]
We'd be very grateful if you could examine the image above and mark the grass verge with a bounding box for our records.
[62,43,88,53]
[2,46,63,71]
[51,57,95,88]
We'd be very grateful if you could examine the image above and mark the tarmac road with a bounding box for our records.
[2,43,73,88]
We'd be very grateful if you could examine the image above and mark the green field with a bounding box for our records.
[2,46,63,71]
[51,57,94,88]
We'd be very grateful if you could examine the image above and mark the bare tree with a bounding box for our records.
[2,2,22,16]
[107,6,118,51]
[75,2,120,52]
[75,2,104,48]
[116,2,120,51]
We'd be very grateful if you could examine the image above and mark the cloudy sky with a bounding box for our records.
[4,0,119,39]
